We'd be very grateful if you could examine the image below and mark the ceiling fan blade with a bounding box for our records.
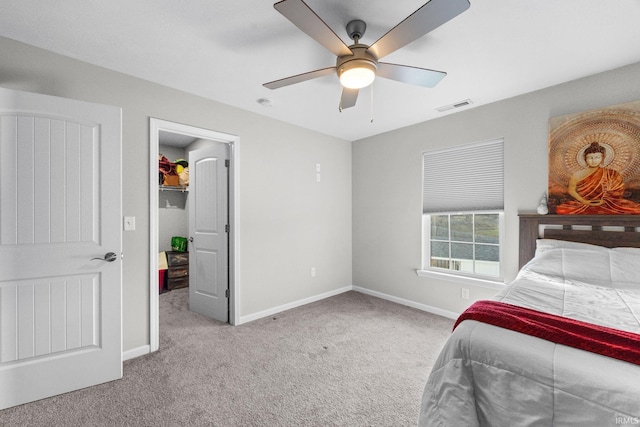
[274,0,352,57]
[368,0,470,59]
[340,88,359,110]
[263,66,336,89]
[377,62,446,88]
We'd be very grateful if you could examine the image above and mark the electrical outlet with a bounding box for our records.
[461,288,469,300]
[311,267,316,277]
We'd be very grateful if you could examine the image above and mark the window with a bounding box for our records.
[421,139,504,283]
[426,212,502,277]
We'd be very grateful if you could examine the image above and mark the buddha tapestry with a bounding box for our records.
[548,100,640,215]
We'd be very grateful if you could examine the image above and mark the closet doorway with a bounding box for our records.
[149,118,240,353]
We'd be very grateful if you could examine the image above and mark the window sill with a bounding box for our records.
[416,269,506,290]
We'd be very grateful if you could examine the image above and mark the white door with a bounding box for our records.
[188,144,229,322]
[0,87,122,409]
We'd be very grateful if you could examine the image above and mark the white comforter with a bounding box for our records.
[419,240,640,426]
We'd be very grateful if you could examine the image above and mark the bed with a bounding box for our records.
[419,214,640,427]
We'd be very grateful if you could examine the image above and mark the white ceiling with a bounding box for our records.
[2,0,640,141]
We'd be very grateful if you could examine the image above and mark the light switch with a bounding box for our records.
[124,216,136,231]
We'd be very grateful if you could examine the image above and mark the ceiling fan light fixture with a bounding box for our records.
[338,59,377,89]
[267,0,471,109]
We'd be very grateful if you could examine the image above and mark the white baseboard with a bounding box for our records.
[122,345,150,361]
[238,285,460,324]
[352,286,459,320]
[238,286,352,324]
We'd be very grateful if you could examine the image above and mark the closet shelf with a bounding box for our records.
[160,185,189,193]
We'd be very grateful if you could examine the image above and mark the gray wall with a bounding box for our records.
[3,34,639,352]
[0,37,352,353]
[352,61,640,315]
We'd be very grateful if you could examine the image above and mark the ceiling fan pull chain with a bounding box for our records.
[370,84,374,123]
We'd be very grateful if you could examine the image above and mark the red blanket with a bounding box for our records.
[454,300,640,366]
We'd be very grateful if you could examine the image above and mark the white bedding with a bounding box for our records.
[419,240,640,426]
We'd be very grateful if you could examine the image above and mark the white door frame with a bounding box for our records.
[149,118,240,352]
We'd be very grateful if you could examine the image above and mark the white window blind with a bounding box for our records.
[423,138,504,213]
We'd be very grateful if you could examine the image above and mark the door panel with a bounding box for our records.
[189,144,229,322]
[1,275,100,363]
[194,249,219,297]
[0,87,122,409]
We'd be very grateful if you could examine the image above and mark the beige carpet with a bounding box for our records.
[0,290,453,426]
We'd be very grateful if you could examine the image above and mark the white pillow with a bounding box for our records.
[529,240,640,287]
[613,246,640,255]
[535,238,610,256]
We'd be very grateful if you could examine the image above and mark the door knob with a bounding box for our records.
[92,252,118,262]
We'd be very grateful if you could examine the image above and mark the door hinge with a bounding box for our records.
[225,159,230,167]
[225,224,230,233]
[225,289,230,298]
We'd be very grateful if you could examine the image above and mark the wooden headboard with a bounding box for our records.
[519,214,640,268]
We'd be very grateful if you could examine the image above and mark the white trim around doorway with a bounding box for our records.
[149,118,240,353]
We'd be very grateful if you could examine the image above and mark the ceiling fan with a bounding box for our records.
[263,0,471,110]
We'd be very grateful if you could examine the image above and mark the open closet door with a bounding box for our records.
[0,87,122,409]
[188,143,229,322]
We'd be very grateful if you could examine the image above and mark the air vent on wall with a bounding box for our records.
[436,99,473,112]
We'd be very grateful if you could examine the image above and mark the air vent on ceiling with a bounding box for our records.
[436,99,473,112]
